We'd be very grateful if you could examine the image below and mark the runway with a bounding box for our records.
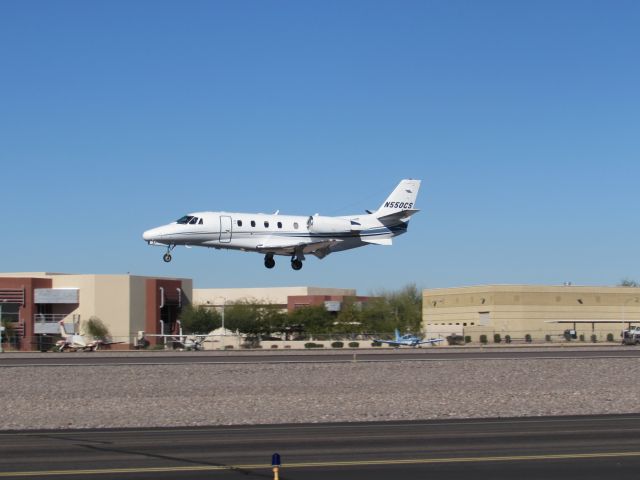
[1,415,640,479]
[1,346,639,366]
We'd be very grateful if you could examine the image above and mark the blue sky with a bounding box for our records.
[1,0,638,293]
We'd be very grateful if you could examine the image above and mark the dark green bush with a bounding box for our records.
[545,335,552,342]
[464,336,471,344]
[348,342,359,348]
[606,333,614,342]
[591,334,598,343]
[371,341,382,347]
[525,334,532,343]
[479,335,488,344]
[493,333,501,343]
[331,341,344,348]
[505,335,511,344]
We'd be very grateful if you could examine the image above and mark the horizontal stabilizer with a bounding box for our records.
[362,237,392,245]
[377,209,420,224]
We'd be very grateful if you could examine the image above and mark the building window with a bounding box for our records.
[0,303,19,323]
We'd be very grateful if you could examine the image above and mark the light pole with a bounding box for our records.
[214,297,226,335]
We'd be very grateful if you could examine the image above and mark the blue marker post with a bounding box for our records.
[271,453,281,480]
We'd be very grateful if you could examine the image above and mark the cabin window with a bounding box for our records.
[277,222,282,229]
[188,217,199,224]
[293,222,299,229]
[251,220,256,227]
[199,218,203,225]
[237,220,243,227]
[264,221,270,228]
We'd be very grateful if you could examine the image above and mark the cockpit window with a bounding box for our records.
[176,215,201,225]
[176,215,194,224]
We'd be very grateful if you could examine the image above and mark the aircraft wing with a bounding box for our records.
[416,338,444,345]
[256,238,341,258]
[373,339,400,346]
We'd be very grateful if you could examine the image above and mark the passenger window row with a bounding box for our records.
[236,220,299,230]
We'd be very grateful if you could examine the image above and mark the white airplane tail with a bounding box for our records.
[374,179,421,221]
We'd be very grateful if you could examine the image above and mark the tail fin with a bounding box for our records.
[374,179,421,222]
[375,179,421,217]
[394,328,401,341]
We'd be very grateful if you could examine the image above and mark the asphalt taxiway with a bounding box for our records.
[0,346,639,367]
[2,415,640,479]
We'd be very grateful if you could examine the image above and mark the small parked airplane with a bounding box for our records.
[55,320,122,352]
[143,179,421,270]
[375,328,444,347]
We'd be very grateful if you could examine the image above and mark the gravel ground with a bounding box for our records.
[2,357,639,430]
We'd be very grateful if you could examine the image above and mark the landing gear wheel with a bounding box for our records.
[291,259,303,271]
[163,253,172,263]
[264,255,275,269]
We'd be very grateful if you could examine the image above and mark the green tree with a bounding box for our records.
[83,317,110,340]
[287,306,334,334]
[333,300,363,334]
[619,278,640,287]
[224,300,263,335]
[362,284,423,334]
[179,305,221,334]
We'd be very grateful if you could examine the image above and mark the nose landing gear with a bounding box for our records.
[163,245,176,263]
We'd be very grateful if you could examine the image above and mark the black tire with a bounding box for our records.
[291,259,303,270]
[264,257,275,269]
[163,253,172,263]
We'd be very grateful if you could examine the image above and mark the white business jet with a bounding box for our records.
[142,179,421,270]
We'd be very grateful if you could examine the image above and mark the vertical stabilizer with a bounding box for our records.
[375,179,421,218]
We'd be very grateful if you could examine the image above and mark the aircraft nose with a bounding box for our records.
[143,227,161,242]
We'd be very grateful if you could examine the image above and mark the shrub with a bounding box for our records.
[331,341,344,348]
[270,344,278,349]
[224,345,234,349]
[371,341,382,347]
[479,334,488,344]
[591,334,598,343]
[525,334,532,343]
[606,333,614,342]
[348,342,359,348]
[304,342,323,349]
[464,336,471,344]
[505,335,511,344]
[579,334,585,342]
[545,335,552,342]
[493,333,501,343]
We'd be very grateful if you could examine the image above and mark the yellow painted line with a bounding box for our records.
[2,451,640,477]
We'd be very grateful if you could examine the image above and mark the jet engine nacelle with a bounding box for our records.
[307,215,355,234]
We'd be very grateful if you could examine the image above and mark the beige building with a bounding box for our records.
[423,285,640,342]
[0,272,192,350]
[193,286,358,311]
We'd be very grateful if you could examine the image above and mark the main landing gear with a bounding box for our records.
[264,254,275,269]
[263,253,304,270]
[163,245,176,263]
